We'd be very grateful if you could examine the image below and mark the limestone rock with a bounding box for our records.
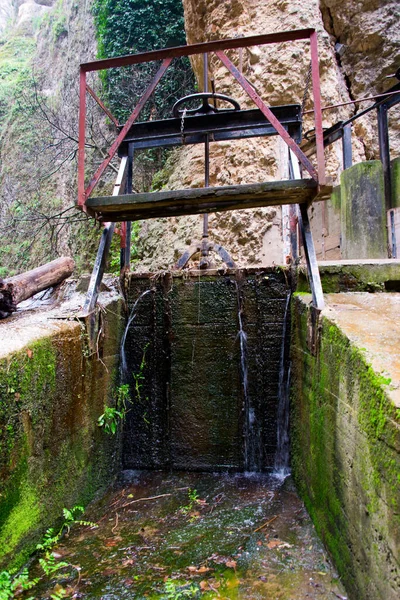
[134,0,398,272]
[16,0,53,34]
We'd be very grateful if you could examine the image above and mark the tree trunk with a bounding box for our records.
[0,257,75,318]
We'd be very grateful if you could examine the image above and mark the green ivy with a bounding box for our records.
[91,0,195,123]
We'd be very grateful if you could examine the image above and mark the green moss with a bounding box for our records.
[291,296,400,599]
[0,315,122,570]
[0,483,41,562]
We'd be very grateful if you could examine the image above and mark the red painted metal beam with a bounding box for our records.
[309,31,326,185]
[120,221,127,249]
[80,29,315,73]
[78,67,86,207]
[84,58,172,200]
[215,50,318,181]
[86,84,119,128]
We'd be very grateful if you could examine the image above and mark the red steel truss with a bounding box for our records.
[78,28,326,208]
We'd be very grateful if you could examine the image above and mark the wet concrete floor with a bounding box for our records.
[25,471,347,599]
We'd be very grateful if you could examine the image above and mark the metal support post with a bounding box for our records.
[83,157,128,314]
[298,203,324,310]
[377,103,392,211]
[121,143,134,271]
[342,123,353,170]
[200,52,210,268]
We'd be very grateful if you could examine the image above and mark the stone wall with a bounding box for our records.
[291,294,400,600]
[122,268,291,472]
[0,294,124,569]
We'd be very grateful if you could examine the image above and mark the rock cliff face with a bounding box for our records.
[134,0,399,271]
[0,0,114,275]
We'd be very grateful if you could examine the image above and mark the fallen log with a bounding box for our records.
[0,256,75,318]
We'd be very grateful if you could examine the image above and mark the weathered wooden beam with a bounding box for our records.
[86,180,331,222]
[0,257,75,318]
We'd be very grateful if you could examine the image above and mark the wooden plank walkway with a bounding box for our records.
[86,179,332,222]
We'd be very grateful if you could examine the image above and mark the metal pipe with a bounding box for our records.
[303,90,400,115]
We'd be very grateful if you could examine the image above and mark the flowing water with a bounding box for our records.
[120,290,153,381]
[235,284,256,472]
[23,471,347,599]
[273,292,291,480]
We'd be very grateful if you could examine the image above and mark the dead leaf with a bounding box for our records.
[188,566,211,574]
[225,560,237,569]
[14,393,20,401]
[101,567,117,576]
[124,578,134,587]
[121,558,135,567]
[27,349,33,359]
[199,581,210,591]
[267,540,282,549]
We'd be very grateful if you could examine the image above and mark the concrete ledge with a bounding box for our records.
[298,260,400,293]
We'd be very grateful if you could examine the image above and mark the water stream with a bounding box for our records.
[235,282,256,472]
[120,290,153,381]
[273,291,291,480]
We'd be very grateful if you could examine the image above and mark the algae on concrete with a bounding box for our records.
[392,157,400,208]
[0,297,124,570]
[291,294,400,600]
[341,161,387,259]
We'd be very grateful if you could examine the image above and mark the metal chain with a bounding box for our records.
[301,61,313,116]
[180,108,187,144]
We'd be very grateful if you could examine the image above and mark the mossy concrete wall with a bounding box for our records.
[0,296,124,570]
[392,157,400,208]
[297,259,400,293]
[123,268,291,472]
[340,161,388,259]
[291,295,400,600]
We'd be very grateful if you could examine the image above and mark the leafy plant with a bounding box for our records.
[0,568,37,600]
[163,578,199,599]
[180,488,199,516]
[133,343,150,404]
[0,506,95,599]
[108,221,141,274]
[98,382,131,434]
[98,405,125,434]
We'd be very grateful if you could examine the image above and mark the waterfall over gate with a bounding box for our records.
[122,268,292,472]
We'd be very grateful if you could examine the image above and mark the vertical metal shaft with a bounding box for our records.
[377,103,392,212]
[203,53,209,241]
[121,143,133,270]
[342,123,353,170]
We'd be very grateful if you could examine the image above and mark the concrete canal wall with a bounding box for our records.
[0,291,124,569]
[291,293,400,600]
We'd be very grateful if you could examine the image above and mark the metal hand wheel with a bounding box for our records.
[172,93,240,118]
